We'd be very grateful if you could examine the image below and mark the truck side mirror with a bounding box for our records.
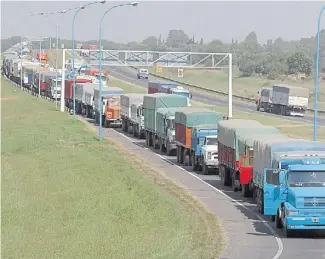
[278,170,286,185]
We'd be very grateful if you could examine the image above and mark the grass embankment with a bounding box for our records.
[1,79,225,259]
[110,75,325,141]
[146,67,325,110]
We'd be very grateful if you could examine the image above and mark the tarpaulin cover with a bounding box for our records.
[175,107,223,127]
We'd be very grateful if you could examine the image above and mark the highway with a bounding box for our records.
[107,66,325,126]
[95,66,325,259]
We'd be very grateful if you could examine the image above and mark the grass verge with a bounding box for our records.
[1,78,225,259]
[109,75,325,141]
[147,67,325,110]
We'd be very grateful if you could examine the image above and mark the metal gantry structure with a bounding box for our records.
[60,49,233,141]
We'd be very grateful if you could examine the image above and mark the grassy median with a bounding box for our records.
[1,78,225,259]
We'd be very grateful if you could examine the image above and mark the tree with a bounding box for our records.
[287,51,312,76]
[142,36,158,50]
[244,31,258,44]
[166,29,189,48]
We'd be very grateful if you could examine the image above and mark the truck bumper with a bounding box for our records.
[285,215,325,230]
[205,160,219,168]
[106,119,122,125]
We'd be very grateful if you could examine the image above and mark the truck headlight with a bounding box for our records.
[207,152,211,159]
[286,210,299,216]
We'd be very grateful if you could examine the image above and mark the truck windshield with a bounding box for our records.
[167,119,175,130]
[172,91,190,98]
[289,171,325,187]
[206,137,218,145]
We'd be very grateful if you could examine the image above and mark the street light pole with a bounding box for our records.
[98,1,138,142]
[20,12,45,89]
[72,1,106,120]
[314,5,325,141]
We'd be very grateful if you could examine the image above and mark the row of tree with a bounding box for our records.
[2,29,325,79]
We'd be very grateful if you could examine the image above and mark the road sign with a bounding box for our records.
[178,68,184,78]
[156,65,163,73]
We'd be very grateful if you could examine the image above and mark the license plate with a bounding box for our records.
[311,217,319,223]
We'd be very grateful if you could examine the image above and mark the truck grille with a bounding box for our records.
[304,197,325,207]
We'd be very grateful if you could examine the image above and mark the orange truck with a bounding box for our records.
[36,53,48,64]
[93,86,124,127]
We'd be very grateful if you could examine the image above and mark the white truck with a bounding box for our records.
[130,103,145,138]
[271,84,309,117]
[75,83,99,117]
[256,87,273,112]
[120,93,145,136]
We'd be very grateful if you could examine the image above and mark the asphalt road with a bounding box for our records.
[5,74,325,259]
[87,121,325,259]
[90,67,325,258]
[107,66,325,126]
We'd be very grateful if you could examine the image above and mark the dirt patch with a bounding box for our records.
[276,124,306,128]
[1,97,17,101]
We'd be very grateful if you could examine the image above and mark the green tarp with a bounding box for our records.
[175,107,223,127]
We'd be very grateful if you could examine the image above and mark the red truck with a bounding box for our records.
[217,119,281,197]
[65,78,92,111]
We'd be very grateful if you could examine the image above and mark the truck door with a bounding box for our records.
[263,169,287,216]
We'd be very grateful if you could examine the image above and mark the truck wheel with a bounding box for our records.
[256,105,260,111]
[275,209,283,229]
[232,174,239,192]
[133,125,137,137]
[159,141,164,154]
[176,146,180,163]
[202,163,209,175]
[166,145,172,156]
[183,149,188,166]
[241,184,250,197]
[145,132,149,146]
[191,154,197,171]
[180,147,184,164]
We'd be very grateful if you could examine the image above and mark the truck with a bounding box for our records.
[22,64,42,90]
[137,68,149,79]
[190,124,219,175]
[93,86,124,127]
[75,83,99,116]
[143,93,188,149]
[48,78,62,100]
[155,108,178,155]
[271,84,309,117]
[253,138,325,236]
[256,87,272,112]
[175,107,224,168]
[148,81,192,106]
[120,93,144,135]
[39,71,59,97]
[64,78,92,111]
[218,119,281,192]
[130,103,145,138]
[84,67,108,85]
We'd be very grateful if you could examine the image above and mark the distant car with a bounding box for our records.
[137,69,149,79]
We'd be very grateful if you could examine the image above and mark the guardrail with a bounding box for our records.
[130,65,325,115]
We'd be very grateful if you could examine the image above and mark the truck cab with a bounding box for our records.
[263,155,325,236]
[164,115,176,149]
[50,78,62,99]
[201,135,219,172]
[137,68,149,79]
[170,86,192,106]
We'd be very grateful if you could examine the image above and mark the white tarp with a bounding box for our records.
[217,119,263,148]
[272,84,309,107]
[75,83,98,103]
[120,93,144,118]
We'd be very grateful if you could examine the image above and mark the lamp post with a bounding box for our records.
[20,12,45,89]
[72,1,106,120]
[98,2,138,142]
[314,5,325,141]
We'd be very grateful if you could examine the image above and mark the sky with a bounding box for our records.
[1,1,325,44]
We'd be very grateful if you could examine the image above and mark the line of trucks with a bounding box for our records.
[256,84,309,117]
[3,48,325,236]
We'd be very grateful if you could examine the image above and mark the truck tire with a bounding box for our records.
[232,173,239,192]
[166,145,172,156]
[202,163,209,175]
[191,154,197,171]
[176,146,180,163]
[133,125,137,137]
[159,140,164,154]
[275,209,283,229]
[183,149,188,166]
[241,184,251,197]
[257,188,264,214]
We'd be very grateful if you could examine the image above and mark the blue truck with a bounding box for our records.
[190,124,218,174]
[253,137,325,236]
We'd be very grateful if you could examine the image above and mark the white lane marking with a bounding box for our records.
[112,129,283,259]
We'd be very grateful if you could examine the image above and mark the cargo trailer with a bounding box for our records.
[143,93,188,148]
[175,107,224,168]
[75,83,98,117]
[93,87,124,127]
[120,93,144,136]
[64,78,92,111]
